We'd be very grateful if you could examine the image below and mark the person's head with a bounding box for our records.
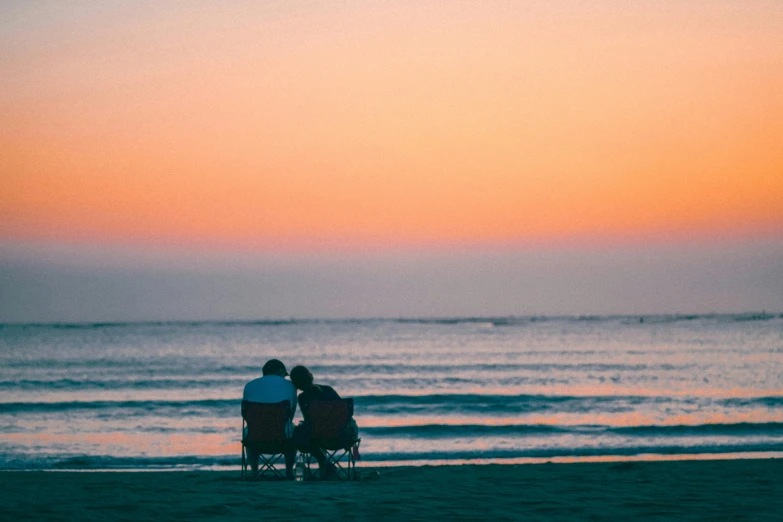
[262,359,288,377]
[290,365,314,390]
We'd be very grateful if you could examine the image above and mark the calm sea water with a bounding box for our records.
[1,314,782,470]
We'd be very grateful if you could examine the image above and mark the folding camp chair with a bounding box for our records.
[241,400,292,480]
[304,398,361,481]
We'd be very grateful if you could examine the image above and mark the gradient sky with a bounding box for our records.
[1,1,782,322]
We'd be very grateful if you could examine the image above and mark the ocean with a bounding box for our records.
[1,314,782,470]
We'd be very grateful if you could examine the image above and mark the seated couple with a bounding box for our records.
[242,359,358,480]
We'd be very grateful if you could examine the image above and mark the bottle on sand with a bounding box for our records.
[294,454,305,482]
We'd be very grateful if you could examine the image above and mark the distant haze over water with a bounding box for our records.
[1,239,782,323]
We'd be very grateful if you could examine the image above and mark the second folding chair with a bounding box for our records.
[304,398,361,480]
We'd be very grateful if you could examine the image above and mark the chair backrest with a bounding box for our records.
[308,398,354,440]
[242,400,290,444]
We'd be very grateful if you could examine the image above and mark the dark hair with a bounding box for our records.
[262,359,288,376]
[290,365,314,390]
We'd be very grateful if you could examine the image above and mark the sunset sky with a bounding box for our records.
[1,1,782,322]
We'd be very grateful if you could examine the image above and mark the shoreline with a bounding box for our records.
[0,451,783,473]
[4,450,782,473]
[2,458,781,520]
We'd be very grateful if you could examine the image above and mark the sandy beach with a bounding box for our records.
[1,458,781,521]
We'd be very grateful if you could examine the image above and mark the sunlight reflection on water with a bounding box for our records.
[1,315,781,469]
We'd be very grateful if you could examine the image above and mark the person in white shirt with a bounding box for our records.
[242,359,297,478]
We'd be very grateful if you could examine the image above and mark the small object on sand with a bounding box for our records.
[294,454,305,482]
[367,470,380,480]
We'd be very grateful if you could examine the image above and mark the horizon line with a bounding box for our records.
[2,311,781,328]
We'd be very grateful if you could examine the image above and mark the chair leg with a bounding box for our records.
[321,448,353,481]
[257,453,285,479]
[241,444,247,481]
[350,440,360,480]
[310,439,361,481]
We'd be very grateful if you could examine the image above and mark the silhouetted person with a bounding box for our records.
[242,359,297,479]
[290,365,357,478]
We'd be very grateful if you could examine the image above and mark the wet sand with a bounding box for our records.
[1,459,781,521]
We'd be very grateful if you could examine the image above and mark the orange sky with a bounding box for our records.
[2,1,782,251]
